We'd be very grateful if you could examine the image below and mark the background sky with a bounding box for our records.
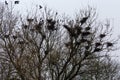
[1,0,120,60]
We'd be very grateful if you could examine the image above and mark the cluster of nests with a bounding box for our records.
[4,18,57,44]
[63,24,91,38]
[64,29,113,52]
[5,0,19,5]
[63,16,90,37]
[94,41,113,52]
[4,34,25,46]
[63,17,113,52]
[24,15,89,32]
[23,18,57,31]
[3,16,113,50]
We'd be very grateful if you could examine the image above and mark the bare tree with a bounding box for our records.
[0,3,119,80]
[79,55,120,80]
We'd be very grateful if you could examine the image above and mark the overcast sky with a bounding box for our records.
[1,0,119,33]
[1,0,120,60]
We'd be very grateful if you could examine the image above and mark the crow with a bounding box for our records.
[5,1,8,5]
[14,1,19,4]
[39,5,42,9]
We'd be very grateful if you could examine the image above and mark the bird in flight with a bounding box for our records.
[39,5,42,9]
[14,1,19,4]
[5,1,8,5]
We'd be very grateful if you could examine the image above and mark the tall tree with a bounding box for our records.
[0,4,119,80]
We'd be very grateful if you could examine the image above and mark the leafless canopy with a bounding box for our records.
[0,4,119,80]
